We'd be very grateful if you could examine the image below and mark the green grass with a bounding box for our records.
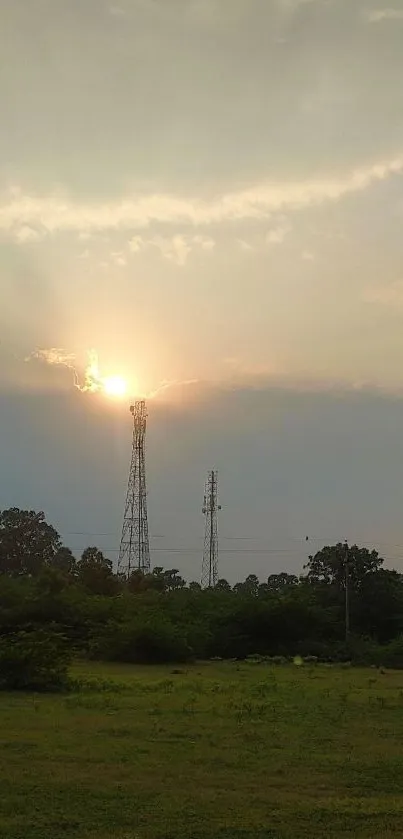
[1,661,403,838]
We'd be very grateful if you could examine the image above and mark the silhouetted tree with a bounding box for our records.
[76,547,117,595]
[148,566,167,592]
[2,512,403,668]
[354,569,403,642]
[51,547,77,576]
[233,574,259,597]
[127,569,148,593]
[0,508,61,577]
[159,568,186,592]
[266,573,299,593]
[305,543,383,591]
[215,579,232,592]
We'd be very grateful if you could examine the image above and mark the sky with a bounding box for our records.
[2,0,403,582]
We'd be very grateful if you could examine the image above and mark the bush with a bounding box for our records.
[70,676,131,693]
[245,654,264,664]
[89,617,193,664]
[370,637,403,669]
[0,629,71,691]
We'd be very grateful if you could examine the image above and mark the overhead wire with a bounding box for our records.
[59,529,403,551]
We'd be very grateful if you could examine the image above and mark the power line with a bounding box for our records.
[69,546,303,554]
[59,530,403,551]
[61,531,164,538]
[65,547,403,564]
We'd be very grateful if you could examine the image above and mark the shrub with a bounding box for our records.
[89,617,193,664]
[304,655,319,665]
[371,637,403,669]
[70,676,131,693]
[0,629,71,691]
[271,655,288,665]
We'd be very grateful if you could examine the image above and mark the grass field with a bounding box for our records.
[1,661,403,839]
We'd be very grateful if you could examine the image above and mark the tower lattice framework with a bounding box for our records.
[201,470,221,588]
[118,401,150,577]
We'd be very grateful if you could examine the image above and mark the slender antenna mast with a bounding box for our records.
[118,401,150,577]
[344,540,350,642]
[201,470,221,588]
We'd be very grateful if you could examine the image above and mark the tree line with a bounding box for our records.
[1,507,403,689]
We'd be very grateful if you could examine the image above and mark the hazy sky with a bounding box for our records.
[2,0,403,581]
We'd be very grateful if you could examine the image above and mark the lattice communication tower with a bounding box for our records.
[118,401,150,577]
[201,470,221,588]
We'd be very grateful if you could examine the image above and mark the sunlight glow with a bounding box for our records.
[78,350,129,400]
[103,375,127,399]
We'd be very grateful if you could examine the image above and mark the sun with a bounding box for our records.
[103,375,127,399]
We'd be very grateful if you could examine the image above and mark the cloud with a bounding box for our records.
[153,235,191,267]
[26,348,80,388]
[26,348,104,394]
[12,225,41,244]
[128,233,215,265]
[111,251,127,267]
[156,362,403,403]
[129,235,143,253]
[24,344,403,404]
[367,8,403,22]
[279,0,323,8]
[364,279,403,306]
[108,4,126,16]
[27,348,76,368]
[26,346,199,401]
[222,356,283,381]
[145,378,200,401]
[301,250,315,261]
[237,239,254,252]
[266,225,289,245]
[1,154,403,239]
[26,347,112,395]
[192,235,215,251]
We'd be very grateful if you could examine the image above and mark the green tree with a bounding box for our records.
[141,567,185,593]
[51,547,77,576]
[162,568,186,592]
[148,566,167,591]
[355,569,403,642]
[215,578,231,592]
[77,547,118,595]
[233,574,259,596]
[127,569,149,593]
[0,508,62,577]
[305,543,383,591]
[266,573,299,593]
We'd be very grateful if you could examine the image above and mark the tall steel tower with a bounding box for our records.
[118,401,150,577]
[201,470,221,588]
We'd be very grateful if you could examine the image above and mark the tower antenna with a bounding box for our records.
[201,469,221,588]
[118,401,150,577]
